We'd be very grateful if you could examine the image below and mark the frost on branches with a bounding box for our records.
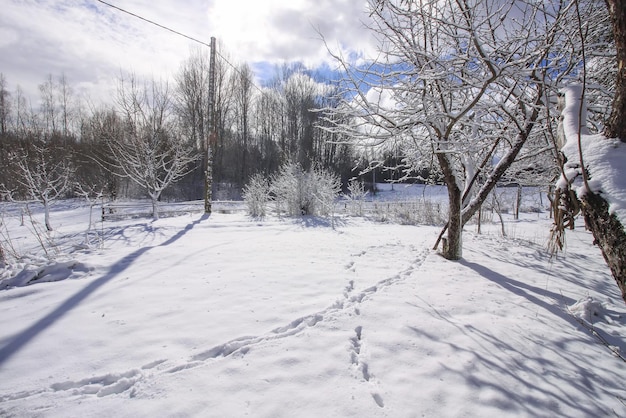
[320,0,587,260]
[243,163,340,218]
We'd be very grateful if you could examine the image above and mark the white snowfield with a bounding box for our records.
[0,199,625,417]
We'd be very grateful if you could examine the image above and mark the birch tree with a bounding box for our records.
[322,0,579,259]
[0,74,10,136]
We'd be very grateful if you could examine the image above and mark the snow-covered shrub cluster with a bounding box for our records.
[244,163,341,218]
[242,174,270,218]
[272,163,341,217]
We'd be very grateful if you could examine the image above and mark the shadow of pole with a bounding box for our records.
[0,214,210,366]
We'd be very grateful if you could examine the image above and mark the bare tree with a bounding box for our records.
[39,74,59,138]
[5,141,73,231]
[322,0,579,259]
[0,73,10,136]
[232,63,254,184]
[175,48,211,150]
[99,74,198,220]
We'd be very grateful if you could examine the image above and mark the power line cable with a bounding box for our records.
[96,0,211,48]
[94,0,265,94]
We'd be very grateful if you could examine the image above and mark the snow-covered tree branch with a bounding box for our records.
[5,141,73,231]
[320,0,580,259]
[96,75,199,220]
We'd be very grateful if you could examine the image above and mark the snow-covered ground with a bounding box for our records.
[0,192,625,417]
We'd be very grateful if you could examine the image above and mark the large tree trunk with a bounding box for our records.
[575,0,626,303]
[150,194,160,221]
[438,153,463,260]
[580,192,626,301]
[605,0,626,142]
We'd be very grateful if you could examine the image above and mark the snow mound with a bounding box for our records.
[568,296,607,323]
[0,260,91,289]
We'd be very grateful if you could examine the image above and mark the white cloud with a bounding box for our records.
[0,0,376,104]
[206,0,376,66]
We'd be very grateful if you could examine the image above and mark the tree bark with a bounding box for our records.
[575,0,626,303]
[43,200,52,231]
[605,0,626,142]
[580,192,626,302]
[438,153,462,260]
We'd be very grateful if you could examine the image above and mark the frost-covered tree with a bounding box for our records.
[322,0,582,259]
[5,141,73,231]
[98,75,198,220]
[243,173,270,218]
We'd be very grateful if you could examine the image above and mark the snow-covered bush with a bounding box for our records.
[345,179,368,216]
[243,174,270,218]
[270,163,340,217]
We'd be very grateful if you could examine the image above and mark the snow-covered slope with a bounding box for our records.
[0,204,624,417]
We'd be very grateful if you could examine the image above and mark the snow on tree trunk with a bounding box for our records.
[556,84,626,304]
[151,195,160,221]
[44,200,52,231]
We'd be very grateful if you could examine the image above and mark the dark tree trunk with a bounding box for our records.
[580,192,626,302]
[605,0,626,142]
[438,153,462,260]
[574,0,626,304]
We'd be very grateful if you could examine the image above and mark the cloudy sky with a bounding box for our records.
[0,0,377,103]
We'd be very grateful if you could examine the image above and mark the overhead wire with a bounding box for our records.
[94,0,266,94]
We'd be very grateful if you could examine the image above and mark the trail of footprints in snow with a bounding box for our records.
[349,326,384,408]
[3,247,430,402]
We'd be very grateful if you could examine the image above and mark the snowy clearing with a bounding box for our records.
[0,196,625,417]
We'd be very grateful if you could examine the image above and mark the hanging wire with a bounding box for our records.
[94,0,265,93]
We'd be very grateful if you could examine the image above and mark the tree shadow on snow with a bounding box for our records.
[407,320,623,416]
[444,259,626,415]
[460,259,626,355]
[296,215,346,229]
[0,214,210,367]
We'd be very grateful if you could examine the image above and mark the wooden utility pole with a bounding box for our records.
[205,36,217,214]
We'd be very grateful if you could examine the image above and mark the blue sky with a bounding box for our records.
[0,0,377,103]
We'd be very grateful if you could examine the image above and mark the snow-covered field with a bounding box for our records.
[1,190,625,417]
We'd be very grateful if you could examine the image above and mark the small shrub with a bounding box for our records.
[345,179,368,216]
[264,163,341,217]
[243,174,270,218]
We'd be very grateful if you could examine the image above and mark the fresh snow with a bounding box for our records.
[0,196,625,417]
[558,84,626,226]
